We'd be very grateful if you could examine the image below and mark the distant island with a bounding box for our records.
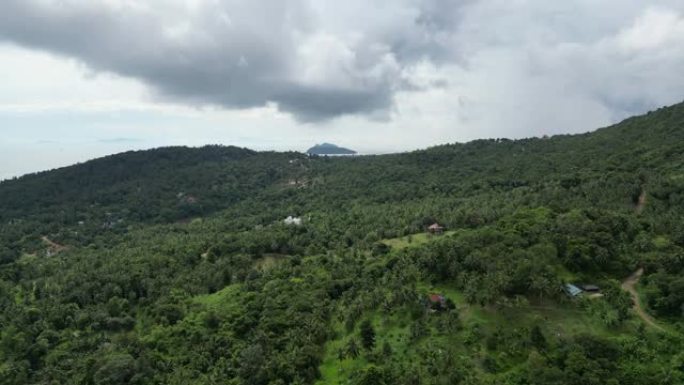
[306,143,357,156]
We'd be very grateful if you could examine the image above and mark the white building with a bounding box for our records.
[283,216,302,226]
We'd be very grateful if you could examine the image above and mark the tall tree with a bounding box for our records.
[360,320,376,351]
[530,325,547,351]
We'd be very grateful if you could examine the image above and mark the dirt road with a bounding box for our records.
[621,268,664,331]
[635,190,647,214]
[42,236,67,253]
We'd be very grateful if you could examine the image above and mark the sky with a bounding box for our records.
[1,0,684,180]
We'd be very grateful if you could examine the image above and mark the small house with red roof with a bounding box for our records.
[427,293,447,311]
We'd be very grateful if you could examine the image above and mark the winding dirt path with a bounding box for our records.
[635,190,647,214]
[41,236,67,253]
[621,268,664,331]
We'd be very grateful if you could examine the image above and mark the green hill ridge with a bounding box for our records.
[0,103,683,384]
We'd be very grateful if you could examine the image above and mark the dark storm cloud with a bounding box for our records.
[275,85,394,122]
[0,0,457,121]
[0,1,302,114]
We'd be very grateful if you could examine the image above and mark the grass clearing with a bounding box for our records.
[192,283,242,310]
[653,236,671,250]
[316,308,415,385]
[316,280,636,384]
[381,231,456,250]
[253,253,288,270]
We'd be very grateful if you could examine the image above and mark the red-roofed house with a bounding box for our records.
[428,293,447,310]
[429,293,444,303]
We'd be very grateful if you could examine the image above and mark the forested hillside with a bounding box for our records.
[1,103,683,385]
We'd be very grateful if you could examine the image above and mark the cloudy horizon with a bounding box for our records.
[2,0,684,179]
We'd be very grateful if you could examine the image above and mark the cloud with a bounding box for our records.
[0,0,419,121]
[409,1,684,138]
[0,0,683,128]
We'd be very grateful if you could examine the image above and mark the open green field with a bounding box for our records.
[315,279,642,385]
[380,231,457,250]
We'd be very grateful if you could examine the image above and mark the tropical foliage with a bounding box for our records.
[0,103,683,384]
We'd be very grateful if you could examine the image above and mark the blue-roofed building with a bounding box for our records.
[563,283,583,297]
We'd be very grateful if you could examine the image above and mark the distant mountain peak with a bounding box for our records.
[306,143,357,155]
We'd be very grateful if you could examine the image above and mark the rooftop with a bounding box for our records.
[564,283,583,297]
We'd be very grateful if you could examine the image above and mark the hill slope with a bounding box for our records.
[0,103,683,384]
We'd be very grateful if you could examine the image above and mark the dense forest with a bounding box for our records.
[0,102,683,385]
